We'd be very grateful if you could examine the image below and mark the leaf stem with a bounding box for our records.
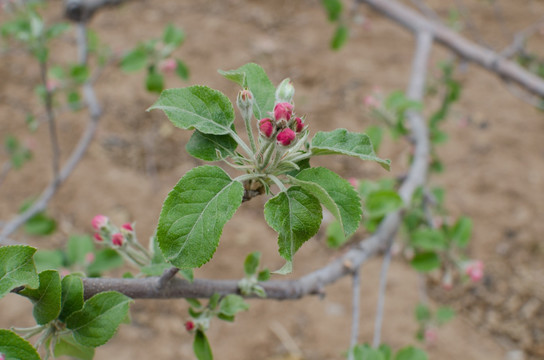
[267,174,287,192]
[228,130,254,160]
[242,112,257,155]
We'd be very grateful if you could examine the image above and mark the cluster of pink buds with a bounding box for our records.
[258,102,306,147]
[464,260,484,282]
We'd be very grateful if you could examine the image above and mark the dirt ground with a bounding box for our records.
[1,0,543,359]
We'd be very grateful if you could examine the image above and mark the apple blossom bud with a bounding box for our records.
[85,252,95,264]
[121,223,133,232]
[0,354,4,360]
[46,79,59,92]
[91,214,108,230]
[275,78,295,103]
[274,102,293,123]
[277,128,296,146]
[93,233,103,242]
[259,118,274,138]
[159,58,177,73]
[363,95,379,108]
[60,268,70,277]
[185,320,195,331]
[348,177,358,188]
[112,233,124,247]
[294,117,305,132]
[237,89,254,121]
[424,328,438,344]
[465,260,484,282]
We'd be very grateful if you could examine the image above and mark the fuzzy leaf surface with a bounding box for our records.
[295,167,362,238]
[0,329,41,360]
[59,274,84,322]
[219,63,275,120]
[148,86,235,135]
[264,187,322,266]
[157,165,244,268]
[66,291,132,348]
[0,245,39,299]
[311,128,390,170]
[186,130,238,161]
[19,270,61,325]
[53,335,94,360]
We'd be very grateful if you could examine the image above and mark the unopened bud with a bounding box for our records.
[159,58,177,73]
[259,118,274,138]
[185,320,195,331]
[348,177,358,188]
[91,214,109,230]
[424,328,438,344]
[237,89,254,121]
[277,128,296,146]
[274,102,293,124]
[85,252,95,264]
[294,117,305,132]
[275,78,295,103]
[93,233,103,242]
[0,353,4,360]
[121,223,133,232]
[465,260,484,282]
[112,233,124,247]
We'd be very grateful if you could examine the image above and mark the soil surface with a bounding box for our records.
[1,1,543,359]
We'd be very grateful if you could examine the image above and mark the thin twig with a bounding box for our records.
[408,0,440,22]
[39,60,61,180]
[454,0,493,49]
[501,16,544,58]
[157,267,179,289]
[0,162,12,188]
[348,268,361,358]
[360,0,544,97]
[0,22,101,244]
[372,242,392,348]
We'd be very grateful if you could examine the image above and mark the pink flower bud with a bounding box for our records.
[294,117,305,132]
[185,320,195,331]
[60,268,71,277]
[424,328,438,344]
[91,214,109,230]
[46,79,59,92]
[363,95,379,108]
[112,233,124,247]
[159,58,177,73]
[465,260,484,282]
[121,223,133,232]
[277,128,296,146]
[348,177,358,188]
[259,118,274,138]
[441,270,453,290]
[85,252,95,264]
[0,354,4,360]
[274,102,293,122]
[93,233,103,242]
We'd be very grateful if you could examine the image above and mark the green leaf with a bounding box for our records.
[257,269,270,282]
[69,64,89,84]
[59,275,84,322]
[45,22,70,39]
[331,24,349,50]
[379,344,393,360]
[311,129,390,170]
[435,306,455,325]
[66,291,132,347]
[67,235,94,266]
[394,346,428,360]
[33,249,64,272]
[162,24,185,47]
[157,165,244,268]
[243,252,261,276]
[296,167,362,238]
[186,130,237,161]
[450,216,472,248]
[120,47,147,72]
[264,187,322,267]
[140,263,171,276]
[146,69,164,93]
[0,329,41,360]
[208,293,221,310]
[410,252,440,273]
[325,220,346,248]
[219,294,249,316]
[415,303,431,322]
[86,249,123,276]
[175,59,190,80]
[53,334,95,360]
[410,228,447,251]
[365,125,383,153]
[0,245,39,300]
[193,330,213,360]
[19,270,62,325]
[219,63,275,120]
[352,344,385,360]
[148,86,235,135]
[24,212,56,236]
[321,0,343,21]
[365,190,403,219]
